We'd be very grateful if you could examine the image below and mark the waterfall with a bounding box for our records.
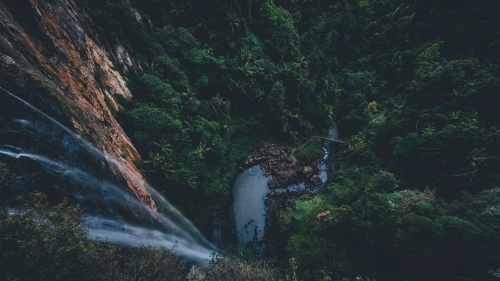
[0,86,217,266]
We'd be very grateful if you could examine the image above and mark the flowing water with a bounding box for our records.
[0,86,216,266]
[232,129,337,253]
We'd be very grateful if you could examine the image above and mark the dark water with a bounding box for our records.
[231,128,337,254]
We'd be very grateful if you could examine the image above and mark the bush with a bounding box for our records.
[0,192,189,281]
[257,0,300,61]
[0,191,277,281]
[187,257,277,281]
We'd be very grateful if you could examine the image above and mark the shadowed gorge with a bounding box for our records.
[2,0,500,280]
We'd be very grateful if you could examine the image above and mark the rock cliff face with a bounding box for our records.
[0,0,157,217]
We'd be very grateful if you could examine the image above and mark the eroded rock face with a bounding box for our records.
[0,0,157,217]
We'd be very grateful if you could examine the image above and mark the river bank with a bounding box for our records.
[225,129,338,256]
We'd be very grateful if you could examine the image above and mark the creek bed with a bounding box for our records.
[232,130,337,254]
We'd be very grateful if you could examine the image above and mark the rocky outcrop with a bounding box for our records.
[0,0,157,217]
[243,142,320,188]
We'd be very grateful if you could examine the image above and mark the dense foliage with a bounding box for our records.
[0,169,276,281]
[0,181,186,280]
[69,0,500,280]
[272,1,500,280]
[75,0,339,231]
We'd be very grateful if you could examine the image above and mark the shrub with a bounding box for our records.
[257,0,300,61]
[187,257,277,281]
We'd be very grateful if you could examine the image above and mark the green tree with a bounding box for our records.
[266,80,287,131]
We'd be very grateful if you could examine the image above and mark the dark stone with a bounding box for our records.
[241,141,320,189]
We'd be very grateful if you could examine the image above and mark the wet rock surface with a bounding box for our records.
[489,267,500,278]
[242,142,321,189]
[224,138,335,256]
[0,0,156,216]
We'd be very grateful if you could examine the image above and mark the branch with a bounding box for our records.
[293,135,347,154]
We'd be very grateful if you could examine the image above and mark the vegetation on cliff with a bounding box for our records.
[75,0,339,231]
[74,0,500,279]
[2,0,500,280]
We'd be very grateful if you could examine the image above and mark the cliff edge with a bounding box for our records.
[0,0,157,217]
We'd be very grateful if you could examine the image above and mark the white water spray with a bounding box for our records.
[0,86,76,136]
[0,87,217,265]
[85,216,214,266]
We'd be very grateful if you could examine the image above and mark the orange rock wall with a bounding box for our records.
[0,0,157,217]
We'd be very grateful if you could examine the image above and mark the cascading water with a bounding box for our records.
[0,86,217,266]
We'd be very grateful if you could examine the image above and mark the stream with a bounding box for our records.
[232,128,337,254]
